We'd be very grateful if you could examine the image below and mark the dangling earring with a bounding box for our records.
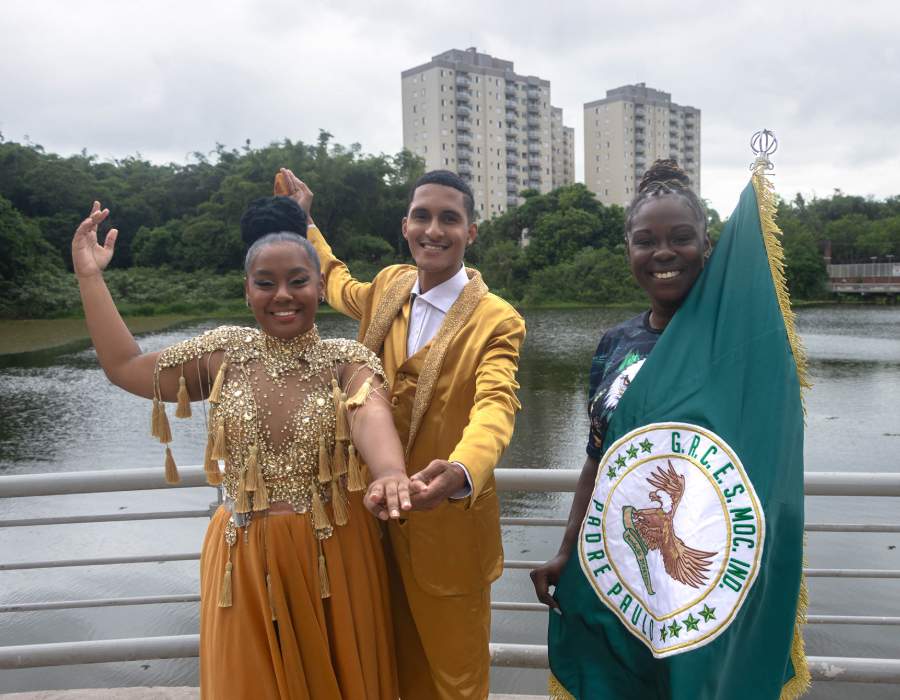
[245,296,250,308]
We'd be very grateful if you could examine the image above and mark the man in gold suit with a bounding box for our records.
[280,168,524,699]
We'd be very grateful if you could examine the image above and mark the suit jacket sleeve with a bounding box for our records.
[448,314,525,503]
[306,225,371,321]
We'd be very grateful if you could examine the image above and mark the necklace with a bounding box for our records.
[259,326,320,381]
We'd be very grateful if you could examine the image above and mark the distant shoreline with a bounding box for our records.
[0,300,884,357]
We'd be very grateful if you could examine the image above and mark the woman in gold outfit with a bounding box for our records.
[71,196,411,699]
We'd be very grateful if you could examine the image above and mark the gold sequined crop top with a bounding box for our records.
[149,324,386,540]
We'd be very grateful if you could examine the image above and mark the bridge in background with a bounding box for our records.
[828,262,900,297]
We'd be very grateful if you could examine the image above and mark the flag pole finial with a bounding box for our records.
[750,129,777,172]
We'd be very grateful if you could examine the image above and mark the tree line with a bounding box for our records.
[1,133,898,319]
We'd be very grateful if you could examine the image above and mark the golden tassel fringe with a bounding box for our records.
[164,446,180,484]
[266,573,277,621]
[332,379,350,441]
[211,422,227,460]
[311,490,331,530]
[317,543,331,599]
[780,573,812,699]
[234,468,251,514]
[245,445,259,492]
[203,438,223,486]
[252,476,270,512]
[330,479,349,526]
[332,439,348,477]
[751,171,811,396]
[753,170,812,699]
[150,398,161,438]
[548,673,576,700]
[218,560,233,608]
[156,403,172,444]
[318,436,332,484]
[175,376,192,418]
[346,445,367,492]
[208,360,228,404]
[345,377,374,409]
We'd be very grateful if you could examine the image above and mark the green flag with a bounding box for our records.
[548,169,810,699]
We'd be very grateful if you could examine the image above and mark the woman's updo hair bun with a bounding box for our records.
[637,158,692,194]
[240,196,321,277]
[240,196,308,249]
[625,159,707,237]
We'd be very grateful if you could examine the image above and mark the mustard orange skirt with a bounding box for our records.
[199,493,398,699]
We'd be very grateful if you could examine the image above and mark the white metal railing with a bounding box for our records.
[828,262,899,279]
[2,466,900,685]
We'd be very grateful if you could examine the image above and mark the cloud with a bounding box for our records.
[1,0,898,213]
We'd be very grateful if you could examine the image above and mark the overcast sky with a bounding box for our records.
[3,1,898,215]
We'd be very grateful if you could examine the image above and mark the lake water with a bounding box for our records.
[1,306,898,697]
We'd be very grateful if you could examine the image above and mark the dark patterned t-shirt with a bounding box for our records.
[586,311,662,459]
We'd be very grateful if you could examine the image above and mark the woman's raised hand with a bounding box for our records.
[72,201,118,278]
[364,473,413,521]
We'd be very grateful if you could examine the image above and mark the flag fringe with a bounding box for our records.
[753,171,812,698]
[751,170,812,394]
[548,672,576,700]
[780,573,812,699]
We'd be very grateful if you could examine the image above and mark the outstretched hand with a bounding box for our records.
[408,460,468,510]
[364,473,413,521]
[72,201,118,278]
[278,168,314,219]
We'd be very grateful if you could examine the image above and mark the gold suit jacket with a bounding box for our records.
[308,226,525,595]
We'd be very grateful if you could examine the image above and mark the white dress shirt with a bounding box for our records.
[406,266,473,498]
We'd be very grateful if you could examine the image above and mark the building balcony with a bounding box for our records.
[458,162,472,175]
[456,74,471,88]
[456,118,471,132]
[527,116,541,128]
[505,99,518,111]
[669,130,678,139]
[528,156,542,166]
[506,153,519,165]
[506,142,518,153]
[507,194,519,207]
[456,89,470,103]
[456,104,471,118]
[457,146,472,161]
[507,180,518,194]
[527,102,540,116]
[457,133,472,145]
[505,83,517,97]
[527,87,541,100]
[507,168,519,180]
[527,177,542,188]
[528,143,541,154]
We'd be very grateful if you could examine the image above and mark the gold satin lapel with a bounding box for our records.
[362,271,417,355]
[405,269,488,456]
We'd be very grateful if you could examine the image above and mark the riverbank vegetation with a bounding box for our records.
[2,135,898,319]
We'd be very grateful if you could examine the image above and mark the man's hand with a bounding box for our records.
[278,168,314,221]
[408,460,468,510]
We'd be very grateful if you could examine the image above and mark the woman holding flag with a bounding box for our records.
[531,157,809,699]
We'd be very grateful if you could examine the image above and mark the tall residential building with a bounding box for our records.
[401,47,574,219]
[551,107,576,189]
[583,83,700,207]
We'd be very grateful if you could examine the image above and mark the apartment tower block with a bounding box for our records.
[402,47,575,219]
[584,83,700,207]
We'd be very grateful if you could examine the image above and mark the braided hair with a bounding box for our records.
[624,159,707,240]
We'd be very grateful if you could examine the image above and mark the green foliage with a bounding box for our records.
[2,135,899,318]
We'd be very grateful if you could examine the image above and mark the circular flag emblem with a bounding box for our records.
[578,422,765,657]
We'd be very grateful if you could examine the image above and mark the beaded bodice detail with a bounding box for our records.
[156,325,385,533]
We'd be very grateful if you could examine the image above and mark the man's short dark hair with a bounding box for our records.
[408,170,476,223]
